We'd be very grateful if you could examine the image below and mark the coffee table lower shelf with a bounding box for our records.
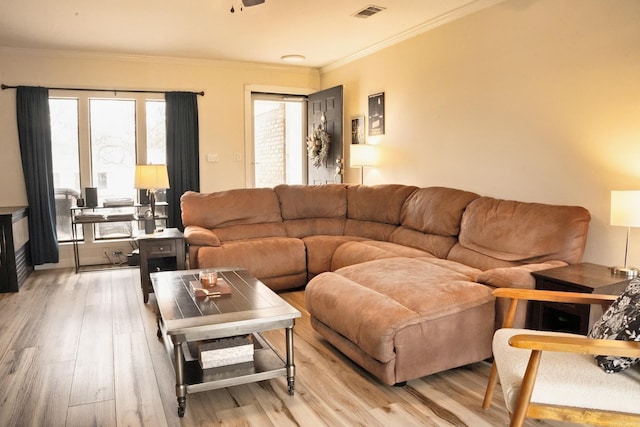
[157,319,295,417]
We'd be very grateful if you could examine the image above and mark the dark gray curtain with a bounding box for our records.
[165,92,200,230]
[16,86,59,264]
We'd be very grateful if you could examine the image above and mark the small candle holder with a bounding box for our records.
[199,270,218,287]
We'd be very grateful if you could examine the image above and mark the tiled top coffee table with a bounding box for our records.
[151,268,301,417]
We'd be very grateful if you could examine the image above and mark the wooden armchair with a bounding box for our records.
[483,288,640,427]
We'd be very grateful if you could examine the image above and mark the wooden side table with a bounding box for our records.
[530,262,631,334]
[137,228,185,303]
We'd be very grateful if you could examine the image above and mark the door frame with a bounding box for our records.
[243,85,315,188]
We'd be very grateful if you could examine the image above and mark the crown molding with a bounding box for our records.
[0,46,319,75]
[320,0,504,74]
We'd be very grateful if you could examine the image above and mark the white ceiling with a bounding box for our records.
[0,0,503,69]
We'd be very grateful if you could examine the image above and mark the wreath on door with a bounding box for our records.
[306,123,331,168]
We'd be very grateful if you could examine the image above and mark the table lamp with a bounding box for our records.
[610,190,640,278]
[350,144,378,184]
[135,164,170,233]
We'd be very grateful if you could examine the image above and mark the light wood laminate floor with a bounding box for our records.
[0,268,588,426]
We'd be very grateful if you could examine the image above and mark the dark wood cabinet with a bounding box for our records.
[137,228,185,303]
[530,262,630,334]
[0,206,32,292]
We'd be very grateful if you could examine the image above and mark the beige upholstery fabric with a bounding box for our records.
[303,235,366,277]
[180,184,592,386]
[306,257,495,384]
[330,240,432,271]
[450,197,591,269]
[388,226,458,259]
[275,184,347,219]
[342,185,418,241]
[181,185,590,294]
[493,328,640,414]
[276,184,348,238]
[476,261,568,328]
[181,188,282,229]
[346,184,418,224]
[401,187,480,236]
[196,237,307,290]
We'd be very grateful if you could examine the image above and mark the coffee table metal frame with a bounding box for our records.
[151,268,300,417]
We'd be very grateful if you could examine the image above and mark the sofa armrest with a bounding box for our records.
[184,225,221,247]
[475,260,568,290]
[478,261,570,331]
[510,333,640,358]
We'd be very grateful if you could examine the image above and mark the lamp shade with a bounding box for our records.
[134,164,170,190]
[611,190,640,227]
[350,144,379,167]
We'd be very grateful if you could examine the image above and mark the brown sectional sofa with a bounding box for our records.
[180,184,590,385]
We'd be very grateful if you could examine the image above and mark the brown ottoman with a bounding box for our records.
[305,257,495,385]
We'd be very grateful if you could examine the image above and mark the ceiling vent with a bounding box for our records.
[353,5,386,19]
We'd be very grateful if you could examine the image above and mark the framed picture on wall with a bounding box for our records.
[351,116,364,144]
[368,92,385,136]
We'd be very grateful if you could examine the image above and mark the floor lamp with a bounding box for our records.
[135,164,170,234]
[350,144,378,185]
[610,190,640,278]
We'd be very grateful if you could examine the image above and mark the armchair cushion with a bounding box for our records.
[493,328,640,414]
[588,278,640,373]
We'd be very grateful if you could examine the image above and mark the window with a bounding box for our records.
[50,92,166,242]
[50,98,81,241]
[252,93,306,188]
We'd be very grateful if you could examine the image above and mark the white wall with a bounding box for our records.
[0,48,320,205]
[321,0,640,268]
[0,48,319,267]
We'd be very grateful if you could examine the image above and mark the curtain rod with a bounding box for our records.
[1,84,204,96]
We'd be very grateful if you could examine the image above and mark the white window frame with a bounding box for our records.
[50,90,165,243]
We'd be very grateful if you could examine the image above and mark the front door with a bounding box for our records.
[307,85,343,185]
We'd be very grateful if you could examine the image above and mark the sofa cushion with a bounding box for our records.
[210,222,287,242]
[275,184,348,238]
[307,257,494,364]
[494,328,640,414]
[331,241,433,271]
[346,184,417,224]
[183,225,221,247]
[181,189,283,229]
[388,227,458,259]
[195,237,306,286]
[343,219,399,241]
[303,235,367,276]
[449,197,591,269]
[400,187,480,236]
[414,257,483,278]
[281,217,346,239]
[275,184,347,220]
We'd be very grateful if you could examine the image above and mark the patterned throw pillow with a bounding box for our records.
[588,278,640,373]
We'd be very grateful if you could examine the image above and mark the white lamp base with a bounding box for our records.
[611,266,639,278]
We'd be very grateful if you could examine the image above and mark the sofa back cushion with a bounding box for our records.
[448,197,591,269]
[347,184,417,224]
[181,189,283,228]
[343,184,417,240]
[400,187,480,236]
[275,184,347,219]
[275,184,347,237]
